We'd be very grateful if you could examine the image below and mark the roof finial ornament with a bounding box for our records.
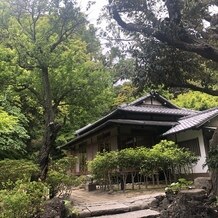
[150,90,158,97]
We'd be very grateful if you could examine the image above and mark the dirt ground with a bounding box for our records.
[70,187,165,205]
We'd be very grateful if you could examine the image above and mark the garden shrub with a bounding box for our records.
[0,159,39,189]
[88,140,198,190]
[47,170,78,198]
[165,178,193,194]
[47,156,78,198]
[0,157,79,217]
[88,151,118,189]
[0,180,49,218]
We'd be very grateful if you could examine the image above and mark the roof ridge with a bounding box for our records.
[129,92,181,109]
[129,93,150,106]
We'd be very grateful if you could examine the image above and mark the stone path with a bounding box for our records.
[70,189,164,218]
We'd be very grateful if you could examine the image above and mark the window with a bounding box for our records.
[178,138,201,156]
[98,142,111,152]
[78,142,87,173]
[97,132,111,152]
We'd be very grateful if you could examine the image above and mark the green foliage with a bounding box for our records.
[118,147,144,171]
[0,180,49,218]
[0,157,81,216]
[0,45,18,91]
[60,65,115,142]
[0,159,39,189]
[0,109,17,133]
[165,178,193,194]
[0,94,30,159]
[113,83,137,107]
[89,140,197,189]
[151,140,198,171]
[104,0,218,95]
[0,0,115,165]
[111,58,136,83]
[132,39,218,94]
[205,144,218,170]
[47,156,78,197]
[173,91,218,110]
[88,151,118,183]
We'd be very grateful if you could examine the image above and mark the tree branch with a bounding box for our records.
[50,18,86,52]
[53,88,83,112]
[158,36,218,62]
[111,4,154,35]
[14,84,44,106]
[110,1,218,62]
[165,0,182,23]
[169,82,218,96]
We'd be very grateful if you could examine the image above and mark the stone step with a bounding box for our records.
[90,209,160,218]
[78,203,129,217]
[77,203,160,218]
[75,193,163,218]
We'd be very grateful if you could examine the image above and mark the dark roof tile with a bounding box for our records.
[163,107,218,136]
[121,105,196,116]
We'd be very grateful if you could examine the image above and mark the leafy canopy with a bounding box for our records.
[0,108,29,159]
[173,91,218,110]
[103,0,218,95]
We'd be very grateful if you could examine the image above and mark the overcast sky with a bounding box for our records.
[78,0,107,24]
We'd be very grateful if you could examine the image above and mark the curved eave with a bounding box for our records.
[163,107,218,136]
[62,119,178,149]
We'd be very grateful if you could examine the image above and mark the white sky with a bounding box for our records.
[77,0,107,24]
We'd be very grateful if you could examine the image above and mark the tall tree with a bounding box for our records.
[0,0,91,180]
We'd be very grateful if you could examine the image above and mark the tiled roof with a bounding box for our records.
[163,107,218,136]
[75,109,118,135]
[129,94,150,106]
[63,93,217,148]
[75,105,195,136]
[121,105,196,116]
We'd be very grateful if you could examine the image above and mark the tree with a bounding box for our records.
[172,91,218,110]
[89,142,197,191]
[113,82,137,107]
[108,0,218,62]
[58,66,115,144]
[88,151,118,190]
[132,40,218,95]
[0,0,100,180]
[105,0,218,95]
[107,0,218,196]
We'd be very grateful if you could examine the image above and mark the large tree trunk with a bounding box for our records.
[39,66,59,181]
[209,127,218,196]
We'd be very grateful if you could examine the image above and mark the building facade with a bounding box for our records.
[64,93,218,177]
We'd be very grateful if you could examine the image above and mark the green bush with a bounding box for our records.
[0,180,49,218]
[88,140,198,190]
[47,170,78,198]
[88,151,118,189]
[165,178,193,194]
[47,156,78,198]
[0,159,39,189]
